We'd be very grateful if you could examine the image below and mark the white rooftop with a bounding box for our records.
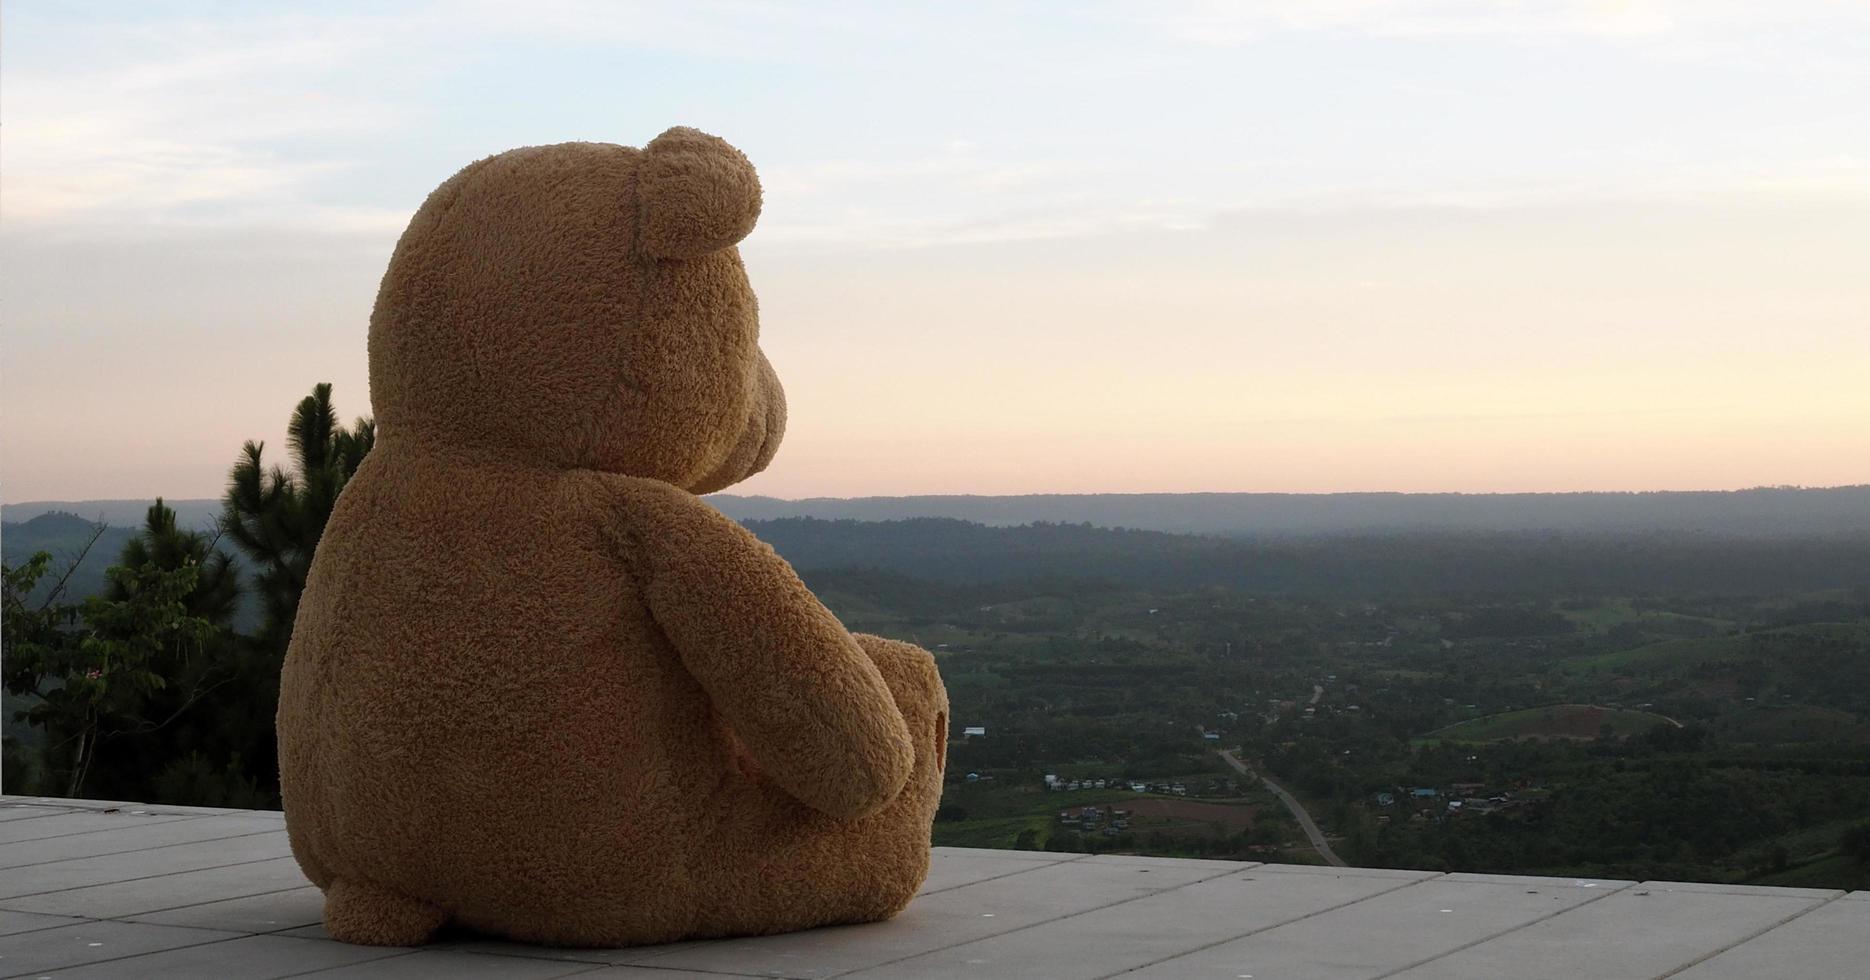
[2,796,1865,978]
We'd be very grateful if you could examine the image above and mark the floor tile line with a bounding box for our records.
[0,912,97,939]
[271,947,423,978]
[1360,880,1641,980]
[0,921,252,980]
[0,851,297,904]
[917,851,1105,896]
[428,938,619,963]
[1247,865,1448,881]
[0,827,290,872]
[823,862,1261,979]
[0,812,211,846]
[279,950,624,979]
[1651,890,1849,980]
[124,883,323,925]
[5,799,253,817]
[622,962,839,979]
[1093,872,1444,979]
[605,853,1114,974]
[0,808,73,822]
[444,945,818,980]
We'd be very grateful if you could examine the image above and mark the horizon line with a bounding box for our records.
[7,482,1870,510]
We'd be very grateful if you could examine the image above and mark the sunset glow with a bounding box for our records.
[5,2,1867,501]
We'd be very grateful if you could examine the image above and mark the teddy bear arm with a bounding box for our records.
[622,484,916,819]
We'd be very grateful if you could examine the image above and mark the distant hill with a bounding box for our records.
[12,502,1870,605]
[10,486,1870,537]
[716,487,1870,536]
[0,512,139,605]
[1421,705,1679,743]
[2,499,224,530]
[747,517,1870,596]
[1,510,261,630]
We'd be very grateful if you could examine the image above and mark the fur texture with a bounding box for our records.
[277,128,948,948]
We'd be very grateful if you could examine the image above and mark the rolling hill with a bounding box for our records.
[9,485,1870,537]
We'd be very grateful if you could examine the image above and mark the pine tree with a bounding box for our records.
[216,383,374,794]
[222,383,374,658]
[2,507,227,798]
[83,500,253,804]
[110,500,241,624]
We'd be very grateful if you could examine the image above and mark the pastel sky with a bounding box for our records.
[5,1,1867,501]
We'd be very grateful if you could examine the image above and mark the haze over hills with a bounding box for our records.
[12,489,1870,603]
[751,518,1870,596]
[711,488,1870,535]
[1,499,225,531]
[8,486,1870,537]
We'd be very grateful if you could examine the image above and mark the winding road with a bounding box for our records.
[1219,749,1347,867]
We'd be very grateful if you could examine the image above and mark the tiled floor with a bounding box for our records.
[2,796,1864,978]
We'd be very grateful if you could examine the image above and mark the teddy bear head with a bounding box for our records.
[367,128,784,493]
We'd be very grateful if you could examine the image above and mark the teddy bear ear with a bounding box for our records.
[636,127,762,260]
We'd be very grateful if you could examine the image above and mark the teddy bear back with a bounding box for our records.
[366,130,767,489]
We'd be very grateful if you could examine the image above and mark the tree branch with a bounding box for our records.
[38,521,109,611]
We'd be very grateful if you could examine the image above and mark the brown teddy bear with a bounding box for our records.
[276,128,949,948]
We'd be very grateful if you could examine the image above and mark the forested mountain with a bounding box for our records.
[714,486,1870,535]
[14,506,1870,605]
[10,485,1870,537]
[748,517,1870,596]
[3,499,224,530]
[0,512,138,604]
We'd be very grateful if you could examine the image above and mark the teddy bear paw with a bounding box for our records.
[323,878,447,946]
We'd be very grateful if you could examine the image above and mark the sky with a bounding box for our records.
[4,0,1868,501]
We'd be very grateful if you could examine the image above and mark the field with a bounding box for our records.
[1752,854,1870,891]
[930,777,1270,856]
[1559,598,1733,635]
[1122,797,1260,831]
[1422,704,1678,743]
[1564,636,1746,673]
[1712,705,1870,745]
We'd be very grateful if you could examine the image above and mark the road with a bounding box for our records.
[1219,749,1347,868]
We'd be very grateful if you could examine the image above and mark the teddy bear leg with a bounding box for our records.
[845,633,950,917]
[689,635,949,938]
[323,878,447,946]
[853,633,949,788]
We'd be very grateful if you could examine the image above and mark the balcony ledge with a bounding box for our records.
[3,796,1866,978]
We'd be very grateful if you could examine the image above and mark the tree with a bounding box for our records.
[110,500,240,625]
[222,383,374,658]
[3,535,219,797]
[82,501,253,804]
[3,527,103,794]
[217,383,373,792]
[1843,822,1870,866]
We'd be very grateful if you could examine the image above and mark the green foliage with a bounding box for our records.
[755,518,1870,596]
[5,386,1869,897]
[149,751,273,809]
[2,518,222,796]
[222,383,373,657]
[0,514,138,607]
[2,383,372,805]
[1843,822,1870,866]
[210,384,374,794]
[1423,705,1676,743]
[4,549,87,796]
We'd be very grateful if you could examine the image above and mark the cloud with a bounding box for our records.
[1113,0,1866,44]
[2,7,422,236]
[6,1,1868,249]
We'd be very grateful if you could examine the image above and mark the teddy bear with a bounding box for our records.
[276,127,949,948]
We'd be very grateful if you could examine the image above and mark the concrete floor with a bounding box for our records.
[2,796,1864,978]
